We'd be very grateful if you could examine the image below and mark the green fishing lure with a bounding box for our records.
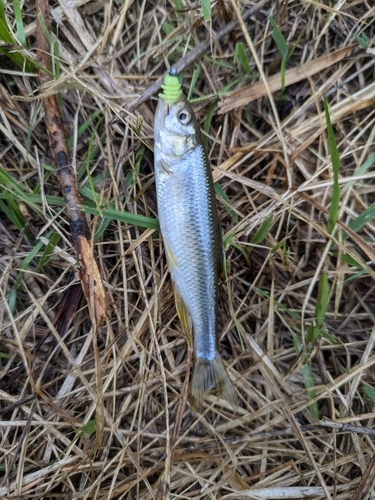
[159,69,182,103]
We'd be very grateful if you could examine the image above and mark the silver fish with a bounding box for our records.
[154,71,237,409]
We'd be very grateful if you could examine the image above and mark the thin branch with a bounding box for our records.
[36,0,107,328]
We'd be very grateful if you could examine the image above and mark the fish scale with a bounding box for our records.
[154,72,238,409]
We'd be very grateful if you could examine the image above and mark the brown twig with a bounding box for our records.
[36,0,107,328]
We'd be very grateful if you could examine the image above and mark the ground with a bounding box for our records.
[1,1,375,499]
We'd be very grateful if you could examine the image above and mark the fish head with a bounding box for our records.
[155,96,199,159]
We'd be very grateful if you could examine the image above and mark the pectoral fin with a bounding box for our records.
[174,290,193,348]
[159,160,173,175]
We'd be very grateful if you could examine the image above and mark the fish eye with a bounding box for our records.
[178,110,192,125]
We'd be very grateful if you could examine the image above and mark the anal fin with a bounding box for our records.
[174,290,193,348]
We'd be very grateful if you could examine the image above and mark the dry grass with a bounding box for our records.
[1,1,375,499]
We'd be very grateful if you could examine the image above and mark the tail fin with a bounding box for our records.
[190,354,238,410]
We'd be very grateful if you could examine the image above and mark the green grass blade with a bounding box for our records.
[78,141,103,180]
[0,194,34,243]
[78,419,96,434]
[301,364,319,421]
[188,65,201,101]
[271,235,288,255]
[37,12,53,44]
[250,217,274,246]
[0,164,159,231]
[314,272,330,330]
[0,1,27,69]
[280,58,286,93]
[83,203,159,231]
[354,33,369,49]
[294,336,319,421]
[53,41,60,76]
[201,0,211,22]
[67,110,102,149]
[0,351,13,360]
[343,153,375,193]
[268,16,288,59]
[0,165,43,214]
[94,217,112,243]
[343,269,367,284]
[0,191,63,207]
[332,252,365,270]
[82,115,105,214]
[252,285,301,320]
[202,54,233,70]
[0,183,159,231]
[52,419,96,466]
[0,198,25,232]
[287,28,305,61]
[0,1,17,43]
[53,41,63,106]
[230,241,250,266]
[8,288,17,313]
[234,42,252,77]
[347,201,375,235]
[8,237,46,312]
[13,0,26,47]
[162,21,174,36]
[21,239,44,271]
[0,45,25,68]
[36,231,61,271]
[268,16,289,93]
[171,0,184,19]
[362,384,375,403]
[214,182,238,223]
[305,272,331,356]
[323,95,340,235]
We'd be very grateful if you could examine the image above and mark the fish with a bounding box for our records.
[154,69,238,410]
